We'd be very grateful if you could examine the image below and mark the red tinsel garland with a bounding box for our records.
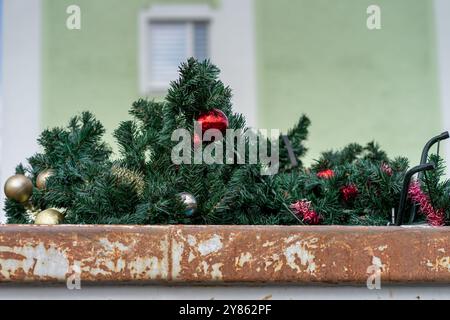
[290,200,321,225]
[381,163,393,176]
[408,180,446,226]
[317,169,334,179]
[340,184,359,202]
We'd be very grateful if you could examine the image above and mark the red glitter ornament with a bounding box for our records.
[290,200,321,225]
[194,109,229,146]
[317,169,334,179]
[196,109,229,135]
[340,184,359,202]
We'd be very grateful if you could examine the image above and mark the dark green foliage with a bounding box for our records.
[279,115,310,171]
[418,154,450,224]
[300,143,409,225]
[4,58,450,226]
[312,141,387,171]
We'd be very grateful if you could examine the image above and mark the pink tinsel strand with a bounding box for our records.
[381,163,393,176]
[290,200,321,225]
[408,181,446,226]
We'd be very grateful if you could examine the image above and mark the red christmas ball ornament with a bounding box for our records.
[340,184,359,202]
[196,109,229,135]
[317,169,335,179]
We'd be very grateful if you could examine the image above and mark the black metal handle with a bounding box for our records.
[396,163,435,226]
[409,131,449,223]
[419,131,449,169]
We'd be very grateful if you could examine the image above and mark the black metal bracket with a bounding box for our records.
[408,131,449,223]
[395,163,435,226]
[419,131,449,172]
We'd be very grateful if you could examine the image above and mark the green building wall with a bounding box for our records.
[43,0,442,164]
[42,0,215,152]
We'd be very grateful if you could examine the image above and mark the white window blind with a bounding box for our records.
[148,21,209,87]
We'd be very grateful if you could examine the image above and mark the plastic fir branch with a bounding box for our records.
[4,59,450,226]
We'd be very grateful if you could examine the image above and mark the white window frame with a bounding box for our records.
[139,5,213,94]
[138,1,257,127]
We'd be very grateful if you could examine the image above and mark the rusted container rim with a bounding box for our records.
[0,225,449,285]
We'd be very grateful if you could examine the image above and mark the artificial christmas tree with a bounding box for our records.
[3,59,450,226]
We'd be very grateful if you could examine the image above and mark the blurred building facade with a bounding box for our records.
[1,0,450,218]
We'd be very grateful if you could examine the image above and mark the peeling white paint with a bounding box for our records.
[99,238,129,252]
[284,235,298,244]
[102,258,126,273]
[187,235,197,246]
[211,263,223,280]
[284,241,317,274]
[262,240,276,247]
[116,258,126,272]
[378,245,388,251]
[264,254,280,271]
[196,261,223,280]
[0,244,69,279]
[142,237,169,280]
[273,260,283,272]
[201,261,209,275]
[88,267,110,276]
[171,239,184,279]
[236,252,252,268]
[197,235,223,256]
[426,256,450,272]
[82,237,169,280]
[128,257,162,279]
[160,238,169,279]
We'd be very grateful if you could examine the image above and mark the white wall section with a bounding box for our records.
[1,0,42,222]
[211,0,257,128]
[434,0,450,174]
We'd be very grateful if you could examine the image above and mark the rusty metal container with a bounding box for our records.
[0,225,449,284]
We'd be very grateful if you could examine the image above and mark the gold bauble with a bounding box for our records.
[4,174,33,203]
[36,169,54,190]
[34,208,64,225]
[111,166,145,196]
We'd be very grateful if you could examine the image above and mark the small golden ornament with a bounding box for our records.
[4,174,33,203]
[34,208,64,225]
[36,169,54,190]
[111,166,145,196]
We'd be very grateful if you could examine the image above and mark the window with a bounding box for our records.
[149,21,209,87]
[139,5,212,93]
